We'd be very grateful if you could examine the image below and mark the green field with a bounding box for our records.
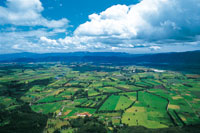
[31,102,63,114]
[122,101,170,128]
[138,91,168,110]
[99,95,120,111]
[37,96,66,103]
[115,96,133,110]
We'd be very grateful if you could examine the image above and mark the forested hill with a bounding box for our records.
[0,50,200,63]
[0,50,200,73]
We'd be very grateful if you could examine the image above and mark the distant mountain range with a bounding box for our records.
[0,50,200,73]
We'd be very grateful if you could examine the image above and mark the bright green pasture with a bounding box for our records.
[31,102,63,114]
[73,98,87,105]
[87,89,99,96]
[115,96,133,110]
[81,95,107,107]
[121,92,137,101]
[99,95,120,111]
[139,91,168,110]
[99,87,121,93]
[142,79,162,86]
[129,85,143,91]
[29,85,46,92]
[135,81,152,87]
[148,89,170,96]
[122,101,169,128]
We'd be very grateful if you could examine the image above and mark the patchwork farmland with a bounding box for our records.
[0,63,200,132]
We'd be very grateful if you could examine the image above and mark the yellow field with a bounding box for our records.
[168,104,180,109]
[172,96,183,100]
[64,110,72,115]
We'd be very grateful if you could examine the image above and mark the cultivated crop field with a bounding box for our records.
[0,63,200,132]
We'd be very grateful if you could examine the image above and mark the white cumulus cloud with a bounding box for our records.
[40,36,58,45]
[71,0,200,52]
[149,46,161,51]
[0,0,68,28]
[75,0,200,40]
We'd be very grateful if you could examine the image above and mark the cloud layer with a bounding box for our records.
[1,0,200,53]
[72,0,200,50]
[0,0,68,28]
[76,0,200,39]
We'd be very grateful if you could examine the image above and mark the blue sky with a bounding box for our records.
[0,0,200,54]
